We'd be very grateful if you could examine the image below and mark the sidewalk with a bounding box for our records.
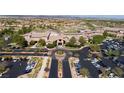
[37,57,48,78]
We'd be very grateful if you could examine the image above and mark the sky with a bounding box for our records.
[0,0,124,15]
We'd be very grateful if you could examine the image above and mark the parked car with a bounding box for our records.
[25,62,36,73]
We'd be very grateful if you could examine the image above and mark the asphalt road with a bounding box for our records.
[49,58,58,78]
[62,59,72,78]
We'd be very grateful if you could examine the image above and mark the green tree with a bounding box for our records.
[2,28,14,35]
[78,36,86,46]
[0,38,5,49]
[46,43,55,48]
[80,68,90,77]
[107,33,116,38]
[46,41,57,48]
[103,31,108,38]
[106,49,120,57]
[12,34,28,47]
[92,35,104,44]
[38,39,46,47]
[4,56,12,61]
[0,65,6,74]
[112,67,124,77]
[29,40,37,46]
[90,44,100,52]
[66,36,77,47]
[69,36,76,44]
[18,26,33,35]
[21,40,28,47]
[86,22,95,30]
[53,40,57,47]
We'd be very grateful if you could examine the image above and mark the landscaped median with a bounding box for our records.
[36,57,52,78]
[68,57,80,78]
[58,61,63,78]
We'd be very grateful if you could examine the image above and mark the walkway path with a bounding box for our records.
[37,57,48,78]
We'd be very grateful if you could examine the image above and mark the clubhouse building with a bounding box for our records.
[23,29,124,46]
